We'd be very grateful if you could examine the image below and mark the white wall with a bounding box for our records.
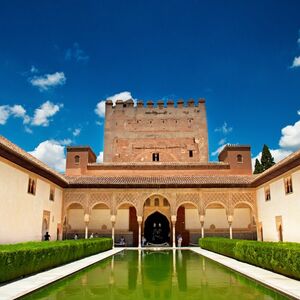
[90,209,111,230]
[0,157,63,243]
[257,169,300,242]
[115,209,129,230]
[204,208,228,229]
[185,209,201,230]
[233,208,251,228]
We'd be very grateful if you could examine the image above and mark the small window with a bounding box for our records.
[284,176,293,194]
[145,198,150,206]
[27,178,36,195]
[152,153,159,162]
[49,187,55,201]
[237,154,243,163]
[154,198,159,206]
[265,186,271,201]
[74,155,80,164]
[123,103,126,108]
[189,150,193,158]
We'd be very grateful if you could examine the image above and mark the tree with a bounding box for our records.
[261,144,275,171]
[253,158,264,174]
[253,144,275,174]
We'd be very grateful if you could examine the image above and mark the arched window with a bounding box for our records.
[154,198,159,206]
[237,154,243,163]
[74,155,80,164]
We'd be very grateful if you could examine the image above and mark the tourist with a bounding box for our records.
[74,233,78,240]
[120,236,126,246]
[90,233,94,239]
[44,231,50,241]
[142,235,147,247]
[177,234,183,247]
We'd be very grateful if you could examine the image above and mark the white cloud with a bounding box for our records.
[291,56,300,68]
[297,110,300,115]
[0,104,30,125]
[10,105,30,124]
[218,138,227,145]
[251,149,292,170]
[215,122,233,134]
[57,139,72,146]
[31,101,63,127]
[96,151,104,163]
[65,43,89,62]
[0,106,10,125]
[279,120,300,150]
[24,126,33,134]
[30,72,66,91]
[30,65,39,73]
[29,140,66,173]
[95,91,135,118]
[73,128,81,137]
[95,101,106,118]
[211,144,226,157]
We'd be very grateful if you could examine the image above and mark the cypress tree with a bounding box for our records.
[253,158,264,174]
[260,144,275,171]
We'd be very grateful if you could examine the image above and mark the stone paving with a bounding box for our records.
[191,247,300,299]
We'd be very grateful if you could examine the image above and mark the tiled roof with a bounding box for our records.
[0,135,68,185]
[66,175,254,187]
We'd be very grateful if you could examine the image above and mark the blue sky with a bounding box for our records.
[0,0,300,172]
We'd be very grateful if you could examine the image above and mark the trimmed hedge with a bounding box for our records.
[199,237,300,280]
[0,238,112,283]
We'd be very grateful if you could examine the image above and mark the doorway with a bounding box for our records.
[144,212,170,244]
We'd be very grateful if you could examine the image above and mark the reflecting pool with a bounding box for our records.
[22,250,289,299]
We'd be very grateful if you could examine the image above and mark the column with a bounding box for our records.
[111,215,116,247]
[84,213,90,239]
[137,216,142,248]
[200,215,205,238]
[171,215,177,248]
[228,215,233,239]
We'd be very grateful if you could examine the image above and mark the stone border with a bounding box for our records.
[191,247,300,299]
[0,248,124,300]
[1,247,300,299]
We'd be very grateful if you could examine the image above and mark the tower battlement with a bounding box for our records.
[105,98,205,112]
[103,98,208,164]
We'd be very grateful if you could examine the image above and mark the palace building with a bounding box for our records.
[0,99,300,245]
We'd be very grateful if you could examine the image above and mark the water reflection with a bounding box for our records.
[23,250,288,300]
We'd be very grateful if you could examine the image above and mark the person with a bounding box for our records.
[142,235,147,247]
[90,233,94,239]
[74,233,78,240]
[120,236,126,246]
[177,234,183,247]
[44,231,50,241]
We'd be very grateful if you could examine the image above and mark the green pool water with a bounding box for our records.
[22,250,289,300]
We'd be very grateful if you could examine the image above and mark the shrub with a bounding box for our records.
[0,238,112,283]
[199,237,300,280]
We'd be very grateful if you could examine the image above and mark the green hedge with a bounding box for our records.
[199,237,300,280]
[0,238,112,283]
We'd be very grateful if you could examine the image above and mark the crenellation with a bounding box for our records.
[147,100,154,108]
[187,99,194,107]
[167,100,174,107]
[177,99,184,108]
[157,100,164,109]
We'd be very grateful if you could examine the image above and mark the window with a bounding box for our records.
[74,155,80,164]
[163,198,169,206]
[152,153,159,162]
[145,198,150,206]
[284,176,293,194]
[189,150,193,158]
[237,154,243,163]
[265,186,271,201]
[27,178,36,195]
[49,187,55,201]
[154,198,159,206]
